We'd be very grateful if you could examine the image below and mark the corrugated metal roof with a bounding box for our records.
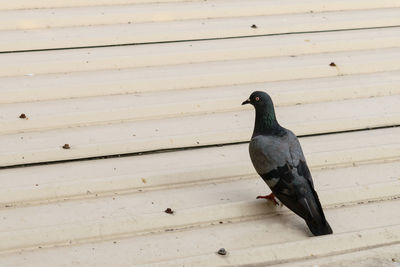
[0,0,399,265]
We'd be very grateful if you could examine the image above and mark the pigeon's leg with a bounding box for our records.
[256,193,279,205]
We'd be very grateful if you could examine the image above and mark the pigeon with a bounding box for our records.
[242,91,332,236]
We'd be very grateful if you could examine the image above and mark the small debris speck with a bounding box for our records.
[62,144,70,149]
[141,178,147,184]
[217,248,227,256]
[19,113,27,119]
[164,208,174,214]
[329,62,337,67]
[35,184,39,186]
[251,24,257,29]
[113,241,117,244]
[219,221,223,224]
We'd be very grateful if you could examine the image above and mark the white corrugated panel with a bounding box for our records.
[0,1,399,266]
[1,8,400,52]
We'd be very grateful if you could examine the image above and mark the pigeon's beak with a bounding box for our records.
[242,98,251,105]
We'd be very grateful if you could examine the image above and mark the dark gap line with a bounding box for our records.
[0,125,399,170]
[1,25,400,54]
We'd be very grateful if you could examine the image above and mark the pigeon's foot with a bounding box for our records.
[256,193,279,206]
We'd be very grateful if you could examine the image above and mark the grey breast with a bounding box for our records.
[249,130,304,176]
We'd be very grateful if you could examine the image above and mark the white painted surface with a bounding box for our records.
[1,83,399,134]
[1,97,399,166]
[1,48,400,103]
[2,0,400,30]
[0,0,196,10]
[1,8,400,52]
[1,27,399,78]
[1,0,400,266]
[1,200,400,265]
[1,129,398,206]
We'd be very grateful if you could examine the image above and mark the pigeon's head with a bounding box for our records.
[242,91,274,110]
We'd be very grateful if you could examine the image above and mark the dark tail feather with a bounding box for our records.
[306,219,333,236]
[306,186,333,236]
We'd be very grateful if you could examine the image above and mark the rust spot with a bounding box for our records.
[251,24,257,29]
[62,144,70,149]
[141,178,147,184]
[164,208,174,214]
[19,113,27,119]
[329,62,337,67]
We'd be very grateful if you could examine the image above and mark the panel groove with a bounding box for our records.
[1,8,400,52]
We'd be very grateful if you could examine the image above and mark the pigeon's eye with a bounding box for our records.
[255,96,260,101]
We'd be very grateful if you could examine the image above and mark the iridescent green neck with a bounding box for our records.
[252,104,284,137]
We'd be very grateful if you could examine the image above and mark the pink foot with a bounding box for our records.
[256,193,279,206]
